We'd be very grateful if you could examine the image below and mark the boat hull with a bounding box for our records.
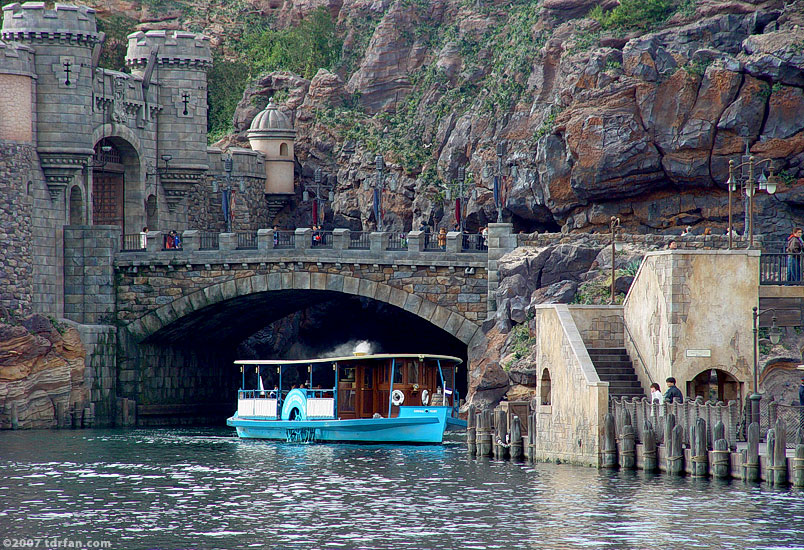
[227,406,450,444]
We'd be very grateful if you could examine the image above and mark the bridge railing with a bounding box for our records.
[120,228,489,256]
[760,252,804,285]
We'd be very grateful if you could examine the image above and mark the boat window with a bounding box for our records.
[393,365,403,384]
[407,361,419,385]
[341,389,355,412]
[363,367,373,389]
[341,367,355,382]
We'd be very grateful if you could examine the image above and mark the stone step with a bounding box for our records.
[598,374,640,383]
[592,360,635,369]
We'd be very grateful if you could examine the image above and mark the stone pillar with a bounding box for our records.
[182,229,200,252]
[220,232,236,251]
[406,230,425,252]
[295,228,312,249]
[332,229,350,250]
[369,231,388,253]
[146,231,162,253]
[257,228,274,250]
[486,223,516,315]
[446,231,461,253]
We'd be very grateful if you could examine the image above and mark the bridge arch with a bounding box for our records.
[125,271,481,346]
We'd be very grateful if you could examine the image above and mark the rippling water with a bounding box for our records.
[1,428,803,550]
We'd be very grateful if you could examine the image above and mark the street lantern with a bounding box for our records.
[371,154,396,231]
[725,141,780,249]
[303,167,335,226]
[751,307,782,428]
[212,154,244,233]
[445,166,477,232]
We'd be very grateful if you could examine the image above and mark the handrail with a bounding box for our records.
[623,321,654,386]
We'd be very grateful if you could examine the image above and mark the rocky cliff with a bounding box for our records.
[0,315,89,429]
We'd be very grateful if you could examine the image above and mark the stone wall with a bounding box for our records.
[569,306,625,349]
[528,305,609,467]
[487,223,517,312]
[623,250,758,398]
[63,225,119,325]
[0,141,33,317]
[72,322,117,427]
[519,232,764,250]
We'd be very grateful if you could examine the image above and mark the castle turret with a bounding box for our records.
[2,2,101,200]
[248,99,296,195]
[126,30,211,212]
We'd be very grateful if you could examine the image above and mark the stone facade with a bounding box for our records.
[63,225,118,325]
[519,232,766,250]
[569,306,625,350]
[528,305,609,467]
[623,250,758,399]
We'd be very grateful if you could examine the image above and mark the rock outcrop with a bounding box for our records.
[0,315,88,429]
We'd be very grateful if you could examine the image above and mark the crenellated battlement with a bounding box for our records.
[0,38,33,76]
[126,30,211,70]
[1,2,101,45]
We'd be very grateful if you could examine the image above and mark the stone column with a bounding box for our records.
[257,228,274,250]
[220,232,236,251]
[446,231,461,253]
[332,229,350,250]
[295,228,312,250]
[369,231,389,253]
[182,230,200,252]
[487,223,516,315]
[146,231,162,253]
[407,230,425,252]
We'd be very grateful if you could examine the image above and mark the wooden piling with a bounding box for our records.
[664,413,676,454]
[712,438,730,479]
[494,409,508,460]
[477,409,492,457]
[621,424,636,469]
[744,422,760,483]
[766,428,777,485]
[771,419,788,487]
[667,424,684,475]
[526,411,535,462]
[510,416,523,460]
[793,445,804,488]
[602,412,618,469]
[691,417,709,478]
[467,405,476,456]
[643,422,658,473]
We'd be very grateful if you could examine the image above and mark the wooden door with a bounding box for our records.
[338,366,357,419]
[357,366,375,418]
[93,170,125,231]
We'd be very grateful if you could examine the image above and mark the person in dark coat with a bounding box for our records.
[664,377,684,403]
[799,377,804,407]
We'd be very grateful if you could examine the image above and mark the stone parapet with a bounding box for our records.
[2,3,101,45]
[519,231,763,250]
[126,30,212,69]
[0,39,32,75]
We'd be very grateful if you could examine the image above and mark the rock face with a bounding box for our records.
[214,0,804,238]
[0,316,88,429]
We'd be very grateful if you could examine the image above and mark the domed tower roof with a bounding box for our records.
[247,98,296,140]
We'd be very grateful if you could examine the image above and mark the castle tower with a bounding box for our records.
[247,99,296,219]
[0,38,35,317]
[126,30,211,213]
[2,2,101,201]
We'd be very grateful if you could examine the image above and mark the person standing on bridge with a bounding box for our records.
[786,227,803,283]
[664,377,683,403]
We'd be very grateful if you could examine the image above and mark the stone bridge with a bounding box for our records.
[60,224,515,425]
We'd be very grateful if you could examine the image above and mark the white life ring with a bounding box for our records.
[421,389,430,405]
[391,389,405,406]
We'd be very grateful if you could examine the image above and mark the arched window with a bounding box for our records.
[691,368,741,403]
[279,142,289,157]
[69,185,84,225]
[540,368,551,406]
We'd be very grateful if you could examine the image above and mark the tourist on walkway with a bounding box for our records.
[481,226,488,249]
[650,383,663,404]
[140,227,148,249]
[799,377,804,406]
[786,227,803,283]
[664,377,683,403]
[273,225,279,247]
[667,240,678,250]
[437,227,447,249]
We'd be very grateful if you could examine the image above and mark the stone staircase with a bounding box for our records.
[586,348,646,400]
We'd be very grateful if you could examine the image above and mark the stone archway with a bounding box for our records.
[125,271,481,347]
[690,368,742,403]
[92,125,146,233]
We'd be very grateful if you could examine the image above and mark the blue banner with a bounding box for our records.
[222,189,230,223]
[493,175,499,206]
[373,188,380,226]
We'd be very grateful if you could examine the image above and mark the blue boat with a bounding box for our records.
[226,353,465,444]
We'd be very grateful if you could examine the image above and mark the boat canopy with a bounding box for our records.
[233,353,463,366]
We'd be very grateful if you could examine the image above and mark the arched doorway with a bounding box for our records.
[69,185,84,225]
[690,368,742,403]
[92,140,125,231]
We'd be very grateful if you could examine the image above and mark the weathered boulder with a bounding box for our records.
[529,280,579,305]
[540,244,601,286]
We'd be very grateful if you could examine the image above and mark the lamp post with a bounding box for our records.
[303,168,334,226]
[610,216,620,305]
[751,306,782,428]
[212,154,244,233]
[494,142,505,223]
[446,166,477,233]
[371,154,396,231]
[725,141,779,249]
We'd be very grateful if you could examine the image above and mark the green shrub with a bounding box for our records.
[96,14,138,72]
[589,0,674,31]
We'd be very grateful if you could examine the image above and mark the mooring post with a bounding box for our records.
[664,412,676,454]
[467,404,477,456]
[478,409,492,457]
[712,421,730,479]
[494,409,508,460]
[527,411,535,462]
[745,422,760,483]
[621,424,636,469]
[602,412,618,469]
[772,419,788,487]
[767,428,777,485]
[692,417,709,477]
[510,416,523,460]
[667,424,685,475]
[793,444,804,488]
[643,421,658,473]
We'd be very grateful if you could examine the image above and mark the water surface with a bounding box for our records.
[1,428,802,549]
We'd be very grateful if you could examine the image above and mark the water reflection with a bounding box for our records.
[1,428,802,550]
